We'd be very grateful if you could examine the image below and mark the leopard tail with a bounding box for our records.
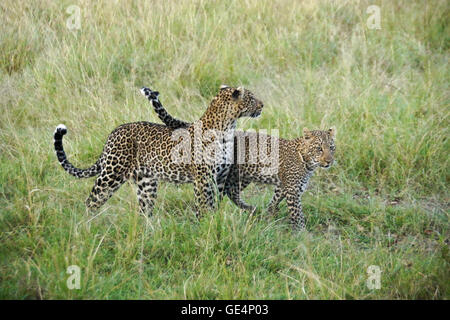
[140,87,190,129]
[53,124,101,178]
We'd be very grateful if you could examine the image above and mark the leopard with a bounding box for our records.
[141,88,336,230]
[53,85,264,217]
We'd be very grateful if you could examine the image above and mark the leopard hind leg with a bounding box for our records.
[133,168,158,217]
[85,169,127,212]
[226,178,255,212]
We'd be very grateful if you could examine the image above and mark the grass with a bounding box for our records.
[0,0,448,299]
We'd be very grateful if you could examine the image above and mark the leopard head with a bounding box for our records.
[214,85,264,119]
[300,128,336,169]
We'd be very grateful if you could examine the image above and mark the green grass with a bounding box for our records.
[0,0,448,299]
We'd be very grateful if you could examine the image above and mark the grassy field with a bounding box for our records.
[0,0,448,299]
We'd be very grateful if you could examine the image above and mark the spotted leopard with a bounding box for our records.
[54,85,264,217]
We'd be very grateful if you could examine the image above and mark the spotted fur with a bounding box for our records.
[228,129,336,230]
[54,85,264,217]
[142,90,336,230]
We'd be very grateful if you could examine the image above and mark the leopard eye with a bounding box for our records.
[317,146,322,152]
[330,145,335,151]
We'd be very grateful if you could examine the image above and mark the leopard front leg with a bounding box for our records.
[267,186,285,216]
[193,165,217,219]
[284,185,306,231]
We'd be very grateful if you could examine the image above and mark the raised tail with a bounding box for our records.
[140,87,190,129]
[53,124,101,178]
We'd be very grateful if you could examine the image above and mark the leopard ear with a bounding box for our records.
[328,127,336,137]
[303,127,311,139]
[232,87,244,100]
[220,84,229,90]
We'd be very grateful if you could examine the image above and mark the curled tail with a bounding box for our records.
[140,87,190,129]
[53,124,101,178]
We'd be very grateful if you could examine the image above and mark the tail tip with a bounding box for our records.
[140,87,149,96]
[140,86,159,99]
[55,124,67,135]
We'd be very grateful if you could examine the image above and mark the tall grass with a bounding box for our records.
[0,0,448,299]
